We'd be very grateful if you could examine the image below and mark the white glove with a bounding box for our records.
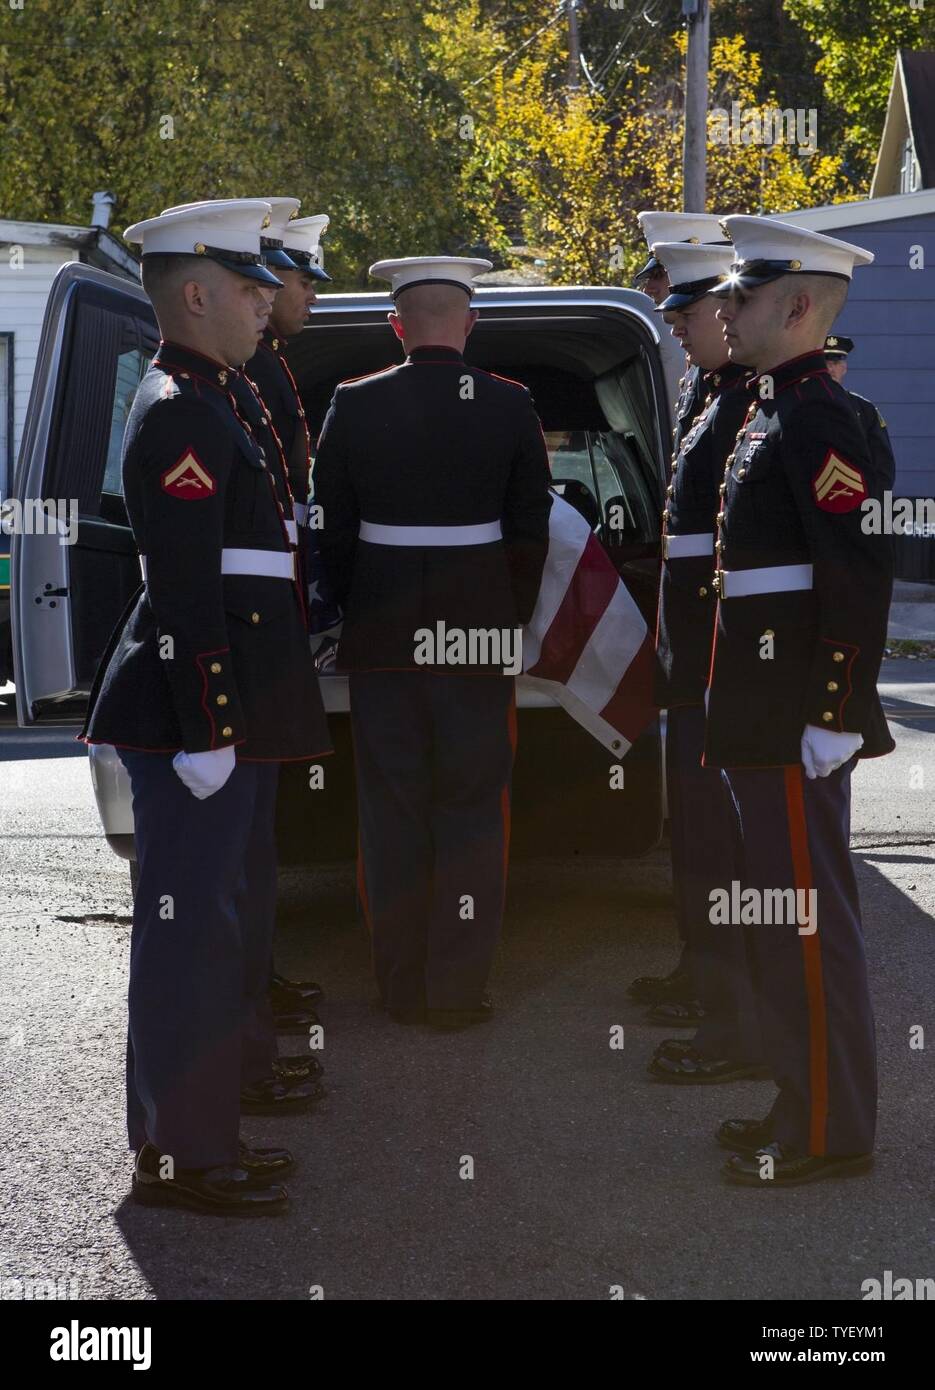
[172,746,237,800]
[800,725,863,780]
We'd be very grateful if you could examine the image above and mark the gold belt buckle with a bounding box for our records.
[713,568,726,597]
[662,534,670,560]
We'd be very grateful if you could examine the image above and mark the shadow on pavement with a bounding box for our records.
[112,848,933,1301]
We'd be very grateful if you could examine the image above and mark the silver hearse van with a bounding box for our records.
[11,263,682,880]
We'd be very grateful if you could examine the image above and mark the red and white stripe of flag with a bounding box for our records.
[522,494,658,755]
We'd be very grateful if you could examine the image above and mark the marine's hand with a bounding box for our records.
[800,725,863,780]
[172,746,237,799]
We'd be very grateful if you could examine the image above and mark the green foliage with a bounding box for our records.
[0,1,902,288]
[785,0,935,164]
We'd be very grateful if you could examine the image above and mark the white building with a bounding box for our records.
[0,195,139,499]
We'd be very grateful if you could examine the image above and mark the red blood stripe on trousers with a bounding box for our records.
[527,537,618,685]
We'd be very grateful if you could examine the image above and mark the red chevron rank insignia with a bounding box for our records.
[812,449,866,513]
[161,449,216,498]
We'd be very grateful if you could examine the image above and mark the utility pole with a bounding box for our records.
[682,0,710,211]
[566,0,581,94]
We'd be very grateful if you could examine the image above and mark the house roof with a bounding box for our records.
[0,218,139,279]
[871,50,935,198]
[778,187,935,232]
[902,51,935,188]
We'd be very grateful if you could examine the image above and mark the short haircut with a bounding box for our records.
[394,282,471,324]
[775,273,848,335]
[139,253,209,305]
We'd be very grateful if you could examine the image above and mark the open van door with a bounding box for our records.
[11,263,157,727]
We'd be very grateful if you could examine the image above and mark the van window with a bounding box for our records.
[103,348,151,497]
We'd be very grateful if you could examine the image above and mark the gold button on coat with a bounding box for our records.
[698,586,708,597]
[222,725,233,737]
[216,694,228,706]
[210,662,222,674]
[833,651,845,662]
[827,680,839,692]
[822,711,834,722]
[251,612,261,624]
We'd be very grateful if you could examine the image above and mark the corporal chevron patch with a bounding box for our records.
[161,448,216,498]
[812,449,866,513]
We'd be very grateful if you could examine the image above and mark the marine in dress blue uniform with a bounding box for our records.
[241,199,335,1030]
[153,198,327,1103]
[246,207,331,521]
[627,213,735,1014]
[79,202,330,1213]
[632,210,726,308]
[314,256,552,1025]
[645,240,763,1082]
[824,335,898,490]
[705,217,893,1185]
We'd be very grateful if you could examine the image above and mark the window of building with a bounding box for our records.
[899,135,920,194]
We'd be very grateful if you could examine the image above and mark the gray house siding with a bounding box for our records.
[816,212,935,503]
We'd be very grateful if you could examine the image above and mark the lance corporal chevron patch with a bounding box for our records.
[161,449,216,498]
[812,449,866,513]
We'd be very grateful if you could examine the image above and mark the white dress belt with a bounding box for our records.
[717,563,813,599]
[284,519,299,545]
[139,548,296,581]
[293,503,309,524]
[663,532,714,559]
[358,520,503,546]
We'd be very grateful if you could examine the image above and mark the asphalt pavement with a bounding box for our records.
[0,661,932,1301]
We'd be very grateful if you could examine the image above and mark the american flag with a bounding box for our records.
[303,501,343,636]
[522,493,658,756]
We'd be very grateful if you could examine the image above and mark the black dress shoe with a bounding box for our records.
[715,1115,774,1156]
[132,1142,287,1215]
[644,999,705,1026]
[238,1141,295,1176]
[274,1006,321,1035]
[627,965,693,1005]
[271,972,323,1008]
[426,996,494,1029]
[273,1054,324,1081]
[723,1141,874,1187]
[648,1043,765,1084]
[240,1075,324,1114]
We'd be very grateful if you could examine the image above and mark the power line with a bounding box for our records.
[465,3,566,89]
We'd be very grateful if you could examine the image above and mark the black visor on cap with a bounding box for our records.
[709,259,853,295]
[286,249,332,281]
[655,274,725,312]
[633,253,661,284]
[143,246,284,287]
[261,239,301,271]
